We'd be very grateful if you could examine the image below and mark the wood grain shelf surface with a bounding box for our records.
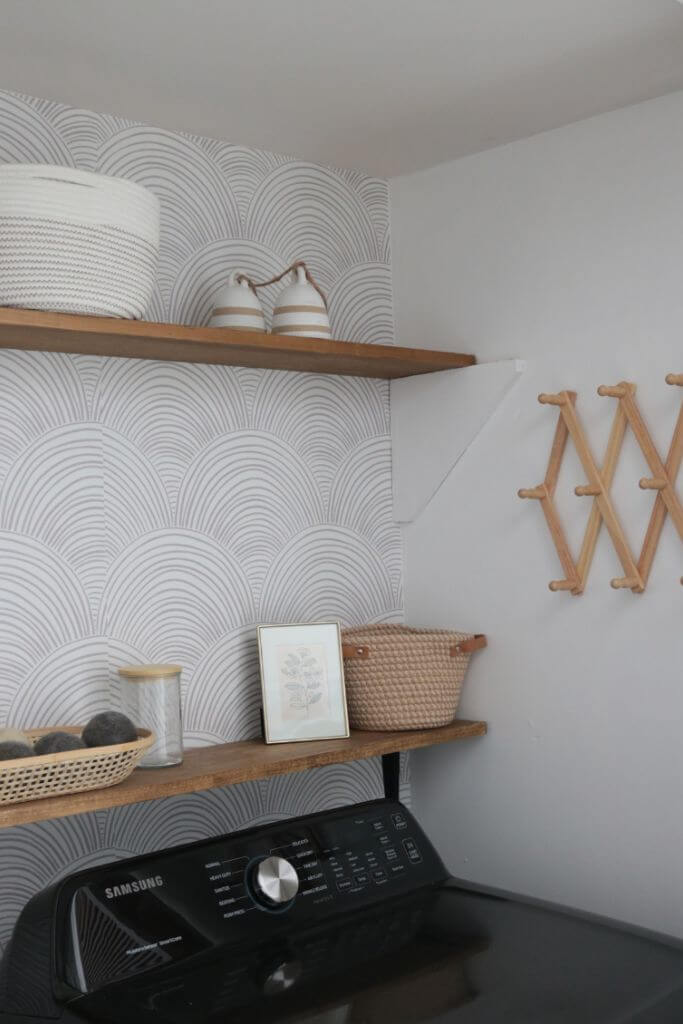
[0,307,476,379]
[0,720,486,829]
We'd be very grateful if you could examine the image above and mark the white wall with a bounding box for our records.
[390,91,683,937]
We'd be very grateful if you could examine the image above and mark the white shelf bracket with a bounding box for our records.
[391,358,526,523]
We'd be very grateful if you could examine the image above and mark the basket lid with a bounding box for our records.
[118,664,182,679]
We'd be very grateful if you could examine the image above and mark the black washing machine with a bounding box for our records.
[2,798,683,1023]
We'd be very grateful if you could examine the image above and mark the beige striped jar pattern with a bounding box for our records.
[209,270,266,331]
[272,265,331,339]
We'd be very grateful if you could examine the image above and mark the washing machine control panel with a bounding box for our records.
[59,799,446,993]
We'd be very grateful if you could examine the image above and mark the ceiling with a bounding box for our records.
[2,0,683,177]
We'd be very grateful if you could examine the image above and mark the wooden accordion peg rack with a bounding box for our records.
[518,374,683,594]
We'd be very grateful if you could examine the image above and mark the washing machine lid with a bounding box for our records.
[72,885,483,1024]
[31,881,683,1024]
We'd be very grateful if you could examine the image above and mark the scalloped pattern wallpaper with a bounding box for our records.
[0,89,405,948]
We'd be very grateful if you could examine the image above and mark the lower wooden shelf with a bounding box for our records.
[0,720,486,829]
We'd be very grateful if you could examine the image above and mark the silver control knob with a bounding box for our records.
[262,959,302,995]
[254,856,299,905]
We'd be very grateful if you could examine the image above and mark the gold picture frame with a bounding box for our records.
[257,622,350,744]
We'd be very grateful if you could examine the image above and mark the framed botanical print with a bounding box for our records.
[257,622,349,743]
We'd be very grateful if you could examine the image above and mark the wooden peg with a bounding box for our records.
[619,387,683,545]
[561,399,644,591]
[543,400,575,496]
[575,396,629,590]
[610,576,642,590]
[518,401,581,590]
[574,484,601,496]
[665,373,683,386]
[549,579,577,592]
[538,392,567,406]
[639,477,667,490]
[635,399,683,586]
[597,384,627,398]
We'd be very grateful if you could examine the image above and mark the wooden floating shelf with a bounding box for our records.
[0,720,486,829]
[0,307,476,379]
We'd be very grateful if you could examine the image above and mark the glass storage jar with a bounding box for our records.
[119,664,183,767]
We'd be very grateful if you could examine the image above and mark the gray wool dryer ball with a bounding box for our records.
[34,731,86,756]
[0,741,34,760]
[83,711,138,748]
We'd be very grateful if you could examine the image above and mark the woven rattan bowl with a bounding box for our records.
[0,726,154,806]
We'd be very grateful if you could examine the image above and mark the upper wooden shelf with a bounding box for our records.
[0,308,475,379]
[0,720,486,829]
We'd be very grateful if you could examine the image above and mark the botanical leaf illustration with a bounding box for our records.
[280,645,326,717]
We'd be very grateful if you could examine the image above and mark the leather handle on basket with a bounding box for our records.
[450,634,487,656]
[342,643,370,659]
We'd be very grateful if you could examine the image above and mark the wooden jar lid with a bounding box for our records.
[118,664,182,679]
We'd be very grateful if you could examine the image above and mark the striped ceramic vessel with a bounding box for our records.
[0,164,160,318]
[271,265,331,339]
[208,271,265,332]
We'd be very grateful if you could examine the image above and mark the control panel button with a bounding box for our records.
[402,838,422,864]
[383,848,398,863]
[391,812,408,830]
[372,869,388,885]
[253,856,299,906]
[352,871,369,886]
[336,878,352,892]
[371,820,385,833]
[377,834,392,847]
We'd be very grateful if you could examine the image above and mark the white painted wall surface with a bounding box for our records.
[390,91,683,937]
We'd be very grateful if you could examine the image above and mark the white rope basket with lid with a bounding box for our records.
[0,164,160,318]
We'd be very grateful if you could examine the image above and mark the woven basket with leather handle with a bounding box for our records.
[341,625,486,731]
